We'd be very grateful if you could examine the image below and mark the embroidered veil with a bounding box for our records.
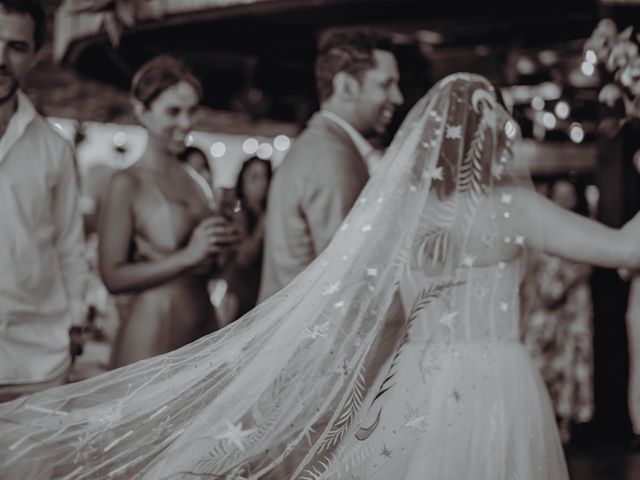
[0,73,539,479]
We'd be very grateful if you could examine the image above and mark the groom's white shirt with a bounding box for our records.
[319,111,373,158]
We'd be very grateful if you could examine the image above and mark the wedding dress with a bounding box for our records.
[0,73,569,479]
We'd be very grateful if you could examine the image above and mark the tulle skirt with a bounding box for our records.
[328,340,570,480]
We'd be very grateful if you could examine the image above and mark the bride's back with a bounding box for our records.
[400,188,528,345]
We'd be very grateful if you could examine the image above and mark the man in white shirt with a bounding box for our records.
[259,28,403,301]
[0,0,88,401]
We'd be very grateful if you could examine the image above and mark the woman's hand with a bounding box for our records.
[183,215,242,267]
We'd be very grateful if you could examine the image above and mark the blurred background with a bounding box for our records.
[26,1,640,477]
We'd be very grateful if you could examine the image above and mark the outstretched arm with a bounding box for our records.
[513,188,640,270]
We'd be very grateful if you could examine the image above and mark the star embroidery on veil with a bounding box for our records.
[500,193,513,205]
[445,124,462,140]
[322,282,341,295]
[361,224,373,232]
[462,255,475,267]
[515,235,525,246]
[376,196,384,204]
[439,311,459,333]
[380,445,393,458]
[336,358,351,377]
[334,300,345,309]
[409,185,418,193]
[358,198,368,205]
[500,302,509,313]
[340,223,350,232]
[152,416,174,439]
[492,163,505,180]
[215,421,256,451]
[72,432,98,463]
[302,321,331,340]
[367,268,378,277]
[423,165,444,182]
[403,404,429,432]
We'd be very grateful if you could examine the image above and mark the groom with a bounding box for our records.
[258,28,403,301]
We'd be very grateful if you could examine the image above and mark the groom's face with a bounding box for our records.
[354,49,403,136]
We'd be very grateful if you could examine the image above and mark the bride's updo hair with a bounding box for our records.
[131,55,203,108]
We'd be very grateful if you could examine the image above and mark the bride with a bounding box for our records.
[2,73,640,479]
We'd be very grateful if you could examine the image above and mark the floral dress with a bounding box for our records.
[520,252,594,441]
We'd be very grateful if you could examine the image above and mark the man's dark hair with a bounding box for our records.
[315,28,395,102]
[0,0,46,51]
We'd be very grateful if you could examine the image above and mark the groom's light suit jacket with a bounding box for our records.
[258,113,369,302]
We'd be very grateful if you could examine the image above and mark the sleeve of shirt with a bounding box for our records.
[53,142,88,325]
[303,174,362,256]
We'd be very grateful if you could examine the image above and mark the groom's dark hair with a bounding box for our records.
[315,28,395,102]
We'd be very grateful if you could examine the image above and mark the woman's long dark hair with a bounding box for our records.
[235,156,273,232]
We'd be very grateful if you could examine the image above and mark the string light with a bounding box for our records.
[531,96,545,111]
[541,112,557,129]
[585,49,597,65]
[581,61,595,77]
[273,135,291,152]
[554,101,570,120]
[569,123,585,143]
[113,131,127,147]
[242,138,259,155]
[210,142,226,158]
[257,143,274,160]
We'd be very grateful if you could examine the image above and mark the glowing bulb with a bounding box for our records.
[504,120,517,139]
[210,142,226,158]
[273,135,291,152]
[585,49,597,65]
[257,143,273,160]
[569,123,584,143]
[554,101,570,120]
[113,131,127,147]
[542,112,557,130]
[531,96,545,111]
[581,61,595,77]
[242,138,259,155]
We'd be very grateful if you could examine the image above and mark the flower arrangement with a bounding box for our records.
[584,19,640,124]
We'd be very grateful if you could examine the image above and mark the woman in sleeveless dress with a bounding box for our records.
[3,73,640,479]
[99,56,241,367]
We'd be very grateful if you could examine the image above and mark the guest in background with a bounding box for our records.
[224,156,273,322]
[520,177,594,443]
[99,56,241,368]
[179,145,213,188]
[0,0,88,401]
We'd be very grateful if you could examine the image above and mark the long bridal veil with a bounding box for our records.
[0,73,536,479]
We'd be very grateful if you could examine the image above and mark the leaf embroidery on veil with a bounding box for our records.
[353,280,462,442]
